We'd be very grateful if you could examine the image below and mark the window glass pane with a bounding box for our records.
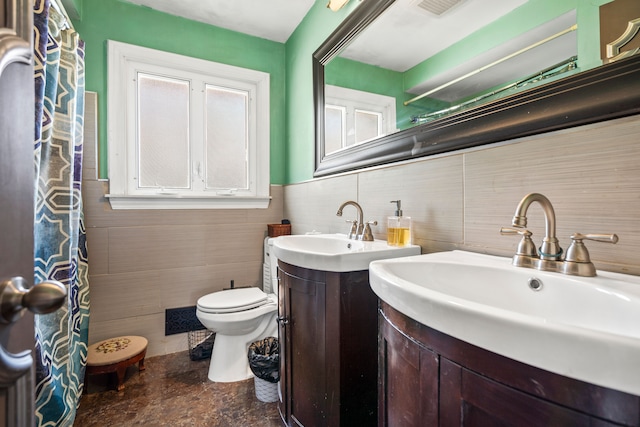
[325,105,346,154]
[137,73,190,189]
[355,109,382,144]
[205,85,248,189]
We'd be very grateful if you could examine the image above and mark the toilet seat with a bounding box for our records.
[197,287,269,314]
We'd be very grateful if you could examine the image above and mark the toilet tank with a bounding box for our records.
[263,237,278,295]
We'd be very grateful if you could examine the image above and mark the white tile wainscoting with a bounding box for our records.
[284,114,640,277]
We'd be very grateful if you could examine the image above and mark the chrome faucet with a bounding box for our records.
[501,192,618,277]
[336,201,377,241]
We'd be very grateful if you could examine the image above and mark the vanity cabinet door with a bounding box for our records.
[379,314,438,427]
[379,302,632,426]
[440,358,617,427]
[279,263,327,427]
[277,263,288,425]
[279,261,378,427]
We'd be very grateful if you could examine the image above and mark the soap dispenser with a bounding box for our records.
[388,200,412,246]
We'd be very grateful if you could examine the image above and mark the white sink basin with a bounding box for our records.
[369,250,640,395]
[272,234,420,272]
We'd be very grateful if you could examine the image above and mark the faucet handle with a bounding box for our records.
[344,219,358,240]
[500,227,537,257]
[571,233,619,244]
[565,233,618,263]
[562,233,618,277]
[500,227,529,236]
[361,221,378,242]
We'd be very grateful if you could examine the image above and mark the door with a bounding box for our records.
[277,263,287,424]
[379,314,439,427]
[278,262,327,427]
[0,0,37,424]
[0,2,64,426]
[439,359,607,427]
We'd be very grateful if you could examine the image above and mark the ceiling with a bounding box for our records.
[121,0,316,43]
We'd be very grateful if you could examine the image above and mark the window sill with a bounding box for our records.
[105,194,272,210]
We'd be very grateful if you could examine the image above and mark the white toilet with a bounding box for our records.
[196,238,279,382]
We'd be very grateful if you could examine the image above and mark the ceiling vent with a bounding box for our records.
[416,0,464,15]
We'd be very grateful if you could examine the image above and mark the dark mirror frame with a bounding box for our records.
[314,0,640,177]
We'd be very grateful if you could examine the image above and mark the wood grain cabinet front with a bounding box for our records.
[379,301,640,427]
[278,261,379,427]
[379,311,438,427]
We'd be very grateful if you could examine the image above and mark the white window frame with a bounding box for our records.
[325,85,397,154]
[107,40,270,209]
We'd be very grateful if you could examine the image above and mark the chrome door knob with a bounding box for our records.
[0,277,66,323]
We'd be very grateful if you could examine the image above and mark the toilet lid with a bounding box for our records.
[197,287,269,313]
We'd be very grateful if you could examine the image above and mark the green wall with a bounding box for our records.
[72,0,607,185]
[283,0,359,184]
[72,0,287,184]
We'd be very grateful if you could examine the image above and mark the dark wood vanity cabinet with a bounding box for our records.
[379,311,439,426]
[379,301,640,427]
[278,261,378,427]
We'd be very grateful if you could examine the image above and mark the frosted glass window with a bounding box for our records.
[137,73,190,189]
[205,85,249,189]
[325,104,346,154]
[355,109,382,144]
[107,41,270,209]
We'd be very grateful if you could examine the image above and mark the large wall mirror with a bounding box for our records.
[314,0,640,177]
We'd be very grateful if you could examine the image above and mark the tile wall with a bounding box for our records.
[284,114,640,276]
[81,91,639,358]
[82,94,285,357]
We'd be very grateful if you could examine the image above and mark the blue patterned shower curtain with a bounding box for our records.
[33,0,90,425]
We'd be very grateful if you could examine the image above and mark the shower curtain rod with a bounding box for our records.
[410,55,577,124]
[404,24,578,106]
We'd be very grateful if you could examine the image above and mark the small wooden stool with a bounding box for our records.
[86,336,148,391]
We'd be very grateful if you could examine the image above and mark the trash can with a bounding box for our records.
[187,330,215,361]
[248,337,279,402]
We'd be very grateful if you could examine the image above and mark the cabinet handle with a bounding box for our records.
[277,316,289,325]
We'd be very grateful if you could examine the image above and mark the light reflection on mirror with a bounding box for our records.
[323,0,586,156]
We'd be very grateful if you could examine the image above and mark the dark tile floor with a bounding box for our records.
[75,350,281,426]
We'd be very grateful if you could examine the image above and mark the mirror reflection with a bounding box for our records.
[323,0,600,156]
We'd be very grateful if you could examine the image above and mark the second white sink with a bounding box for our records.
[369,250,640,395]
[272,233,420,272]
